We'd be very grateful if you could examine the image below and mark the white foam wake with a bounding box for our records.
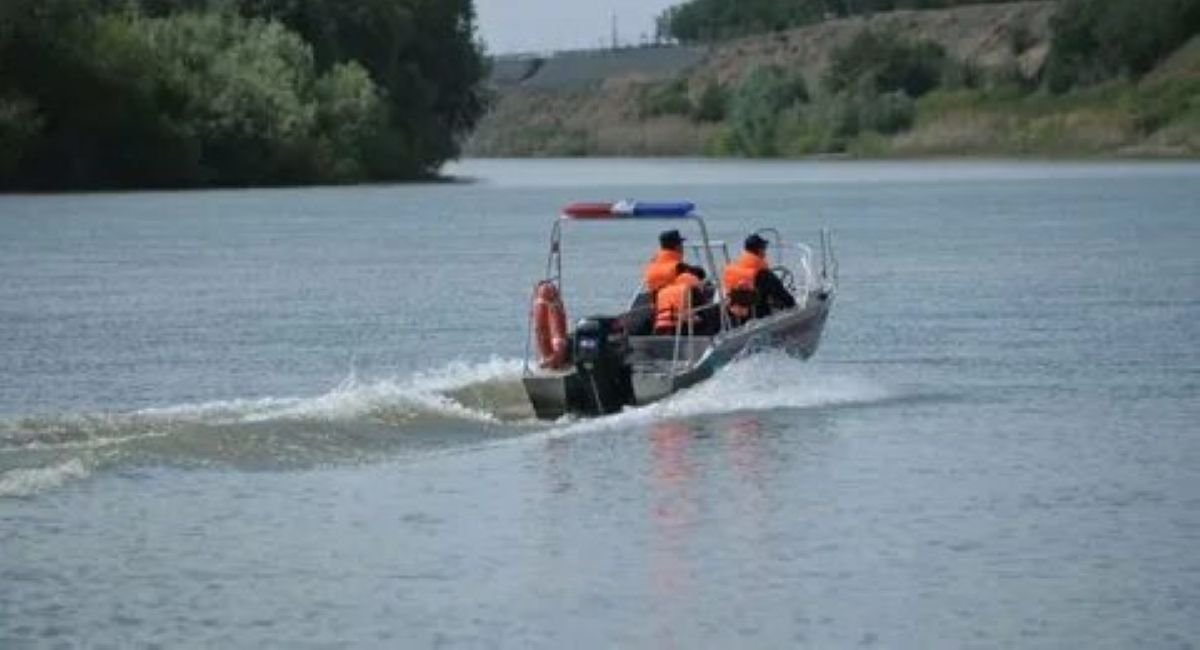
[551,354,894,437]
[130,357,527,426]
[0,358,531,497]
[0,459,91,498]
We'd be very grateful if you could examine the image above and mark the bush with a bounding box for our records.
[314,61,386,180]
[857,90,916,134]
[825,29,948,98]
[639,78,692,119]
[729,65,809,156]
[1045,0,1200,92]
[691,79,728,122]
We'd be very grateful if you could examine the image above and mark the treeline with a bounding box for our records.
[634,26,955,153]
[657,0,1016,43]
[640,29,954,155]
[0,0,487,190]
[1045,0,1200,91]
[641,0,1200,156]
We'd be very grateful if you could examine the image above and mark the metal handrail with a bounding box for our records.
[669,299,723,372]
[544,211,730,327]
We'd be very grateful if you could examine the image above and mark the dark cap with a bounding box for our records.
[745,233,769,252]
[659,229,685,248]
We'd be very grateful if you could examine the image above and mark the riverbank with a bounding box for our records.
[467,1,1200,159]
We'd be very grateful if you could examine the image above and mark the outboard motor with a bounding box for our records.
[572,316,633,415]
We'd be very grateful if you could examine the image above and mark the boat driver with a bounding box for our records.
[723,233,796,323]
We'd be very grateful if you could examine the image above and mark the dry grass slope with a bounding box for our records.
[468,2,1199,158]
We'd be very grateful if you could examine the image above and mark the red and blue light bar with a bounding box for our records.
[562,200,696,219]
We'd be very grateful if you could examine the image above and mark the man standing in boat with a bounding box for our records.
[724,233,796,322]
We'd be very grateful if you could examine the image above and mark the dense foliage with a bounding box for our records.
[824,29,947,98]
[712,30,943,156]
[728,66,809,155]
[1044,0,1200,92]
[647,0,1200,158]
[0,0,487,190]
[657,0,1015,43]
[477,1,1199,159]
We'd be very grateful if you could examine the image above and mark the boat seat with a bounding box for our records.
[627,335,712,365]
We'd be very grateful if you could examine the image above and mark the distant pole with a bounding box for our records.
[611,11,619,50]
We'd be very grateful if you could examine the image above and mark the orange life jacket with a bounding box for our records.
[644,249,684,293]
[723,251,768,318]
[654,272,702,333]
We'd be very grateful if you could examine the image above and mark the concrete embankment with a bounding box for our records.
[492,47,709,90]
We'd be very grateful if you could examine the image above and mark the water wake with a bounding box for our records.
[0,354,897,497]
[552,352,895,437]
[0,358,531,497]
[0,459,91,498]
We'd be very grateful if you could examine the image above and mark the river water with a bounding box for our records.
[1,159,1198,648]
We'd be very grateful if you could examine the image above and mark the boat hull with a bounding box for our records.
[523,290,833,420]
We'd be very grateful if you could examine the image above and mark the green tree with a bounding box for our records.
[639,78,692,118]
[239,0,488,177]
[0,96,42,178]
[0,0,203,188]
[0,2,398,188]
[145,12,324,185]
[824,29,947,98]
[1045,0,1200,92]
[729,65,809,156]
[314,61,386,180]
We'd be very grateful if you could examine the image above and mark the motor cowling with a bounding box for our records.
[572,316,633,414]
[573,316,627,367]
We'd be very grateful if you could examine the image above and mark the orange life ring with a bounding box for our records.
[533,281,569,370]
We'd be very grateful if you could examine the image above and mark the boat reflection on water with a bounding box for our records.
[533,412,836,644]
[648,421,694,648]
[646,417,777,645]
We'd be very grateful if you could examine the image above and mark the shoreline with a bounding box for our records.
[5,156,1199,196]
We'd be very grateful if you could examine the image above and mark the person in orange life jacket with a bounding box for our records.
[723,233,796,323]
[624,229,692,336]
[643,229,688,293]
[654,263,717,335]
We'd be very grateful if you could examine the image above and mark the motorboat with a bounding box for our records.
[522,200,837,420]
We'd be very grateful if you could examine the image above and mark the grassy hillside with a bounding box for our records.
[468,1,1200,159]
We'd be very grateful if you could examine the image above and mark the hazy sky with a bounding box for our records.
[474,0,682,54]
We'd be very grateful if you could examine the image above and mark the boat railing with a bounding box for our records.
[820,228,839,288]
[763,230,838,310]
[689,241,731,269]
[669,298,721,371]
[791,242,822,308]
